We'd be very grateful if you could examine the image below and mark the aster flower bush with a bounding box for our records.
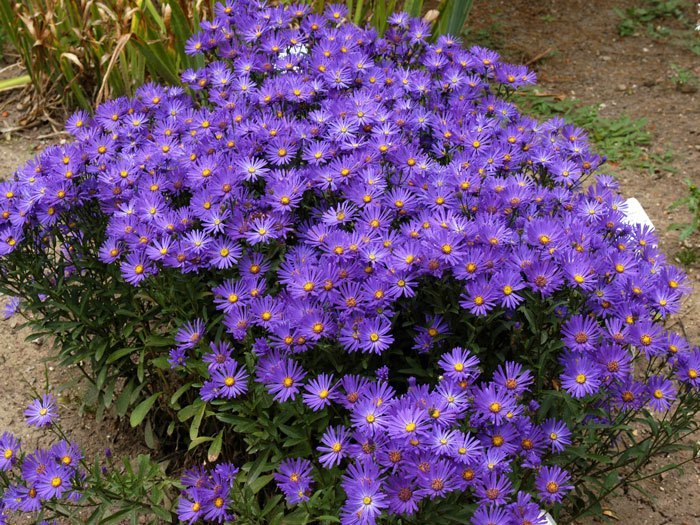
[1,1,699,523]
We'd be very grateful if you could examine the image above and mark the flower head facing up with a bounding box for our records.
[0,432,20,471]
[24,394,58,428]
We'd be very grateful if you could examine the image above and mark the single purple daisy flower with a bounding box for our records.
[25,394,58,428]
[647,375,676,412]
[317,425,351,468]
[0,432,20,471]
[535,465,573,504]
[175,318,206,349]
[302,373,338,411]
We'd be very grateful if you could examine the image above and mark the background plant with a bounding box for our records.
[0,0,211,114]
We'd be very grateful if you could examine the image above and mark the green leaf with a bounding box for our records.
[106,346,136,364]
[130,392,161,428]
[189,401,207,441]
[207,430,223,462]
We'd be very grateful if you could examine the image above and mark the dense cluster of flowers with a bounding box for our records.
[268,351,575,524]
[0,431,83,522]
[178,462,239,523]
[1,0,698,523]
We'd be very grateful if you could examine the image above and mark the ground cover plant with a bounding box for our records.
[0,1,699,524]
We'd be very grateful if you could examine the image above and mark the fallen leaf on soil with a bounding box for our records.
[602,509,618,520]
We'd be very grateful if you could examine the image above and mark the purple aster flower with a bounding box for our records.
[2,296,21,319]
[560,354,601,398]
[493,269,526,309]
[25,394,58,428]
[471,505,509,525]
[177,488,204,524]
[274,458,314,505]
[50,440,82,469]
[208,239,242,269]
[452,431,483,464]
[630,320,665,357]
[561,314,601,353]
[460,276,498,316]
[438,346,480,382]
[524,260,563,297]
[338,375,370,410]
[36,462,71,499]
[417,459,457,500]
[120,251,154,286]
[541,419,571,453]
[0,432,19,471]
[493,361,533,395]
[596,344,632,382]
[203,341,233,371]
[536,466,573,504]
[647,375,676,412]
[350,399,388,436]
[168,347,188,368]
[475,471,512,506]
[473,384,517,425]
[201,360,249,401]
[385,475,422,515]
[302,373,338,411]
[318,425,351,469]
[385,405,429,444]
[677,349,700,387]
[342,481,388,525]
[266,359,306,403]
[357,317,394,354]
[507,491,548,525]
[612,379,647,410]
[175,318,206,349]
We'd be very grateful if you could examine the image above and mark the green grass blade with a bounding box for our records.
[0,74,31,93]
[403,0,423,17]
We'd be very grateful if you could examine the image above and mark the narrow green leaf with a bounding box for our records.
[130,392,161,428]
[0,75,31,93]
[207,430,223,462]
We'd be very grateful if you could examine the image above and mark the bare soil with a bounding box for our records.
[0,0,699,523]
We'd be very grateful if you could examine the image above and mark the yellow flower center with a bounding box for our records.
[575,374,586,384]
[224,376,235,387]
